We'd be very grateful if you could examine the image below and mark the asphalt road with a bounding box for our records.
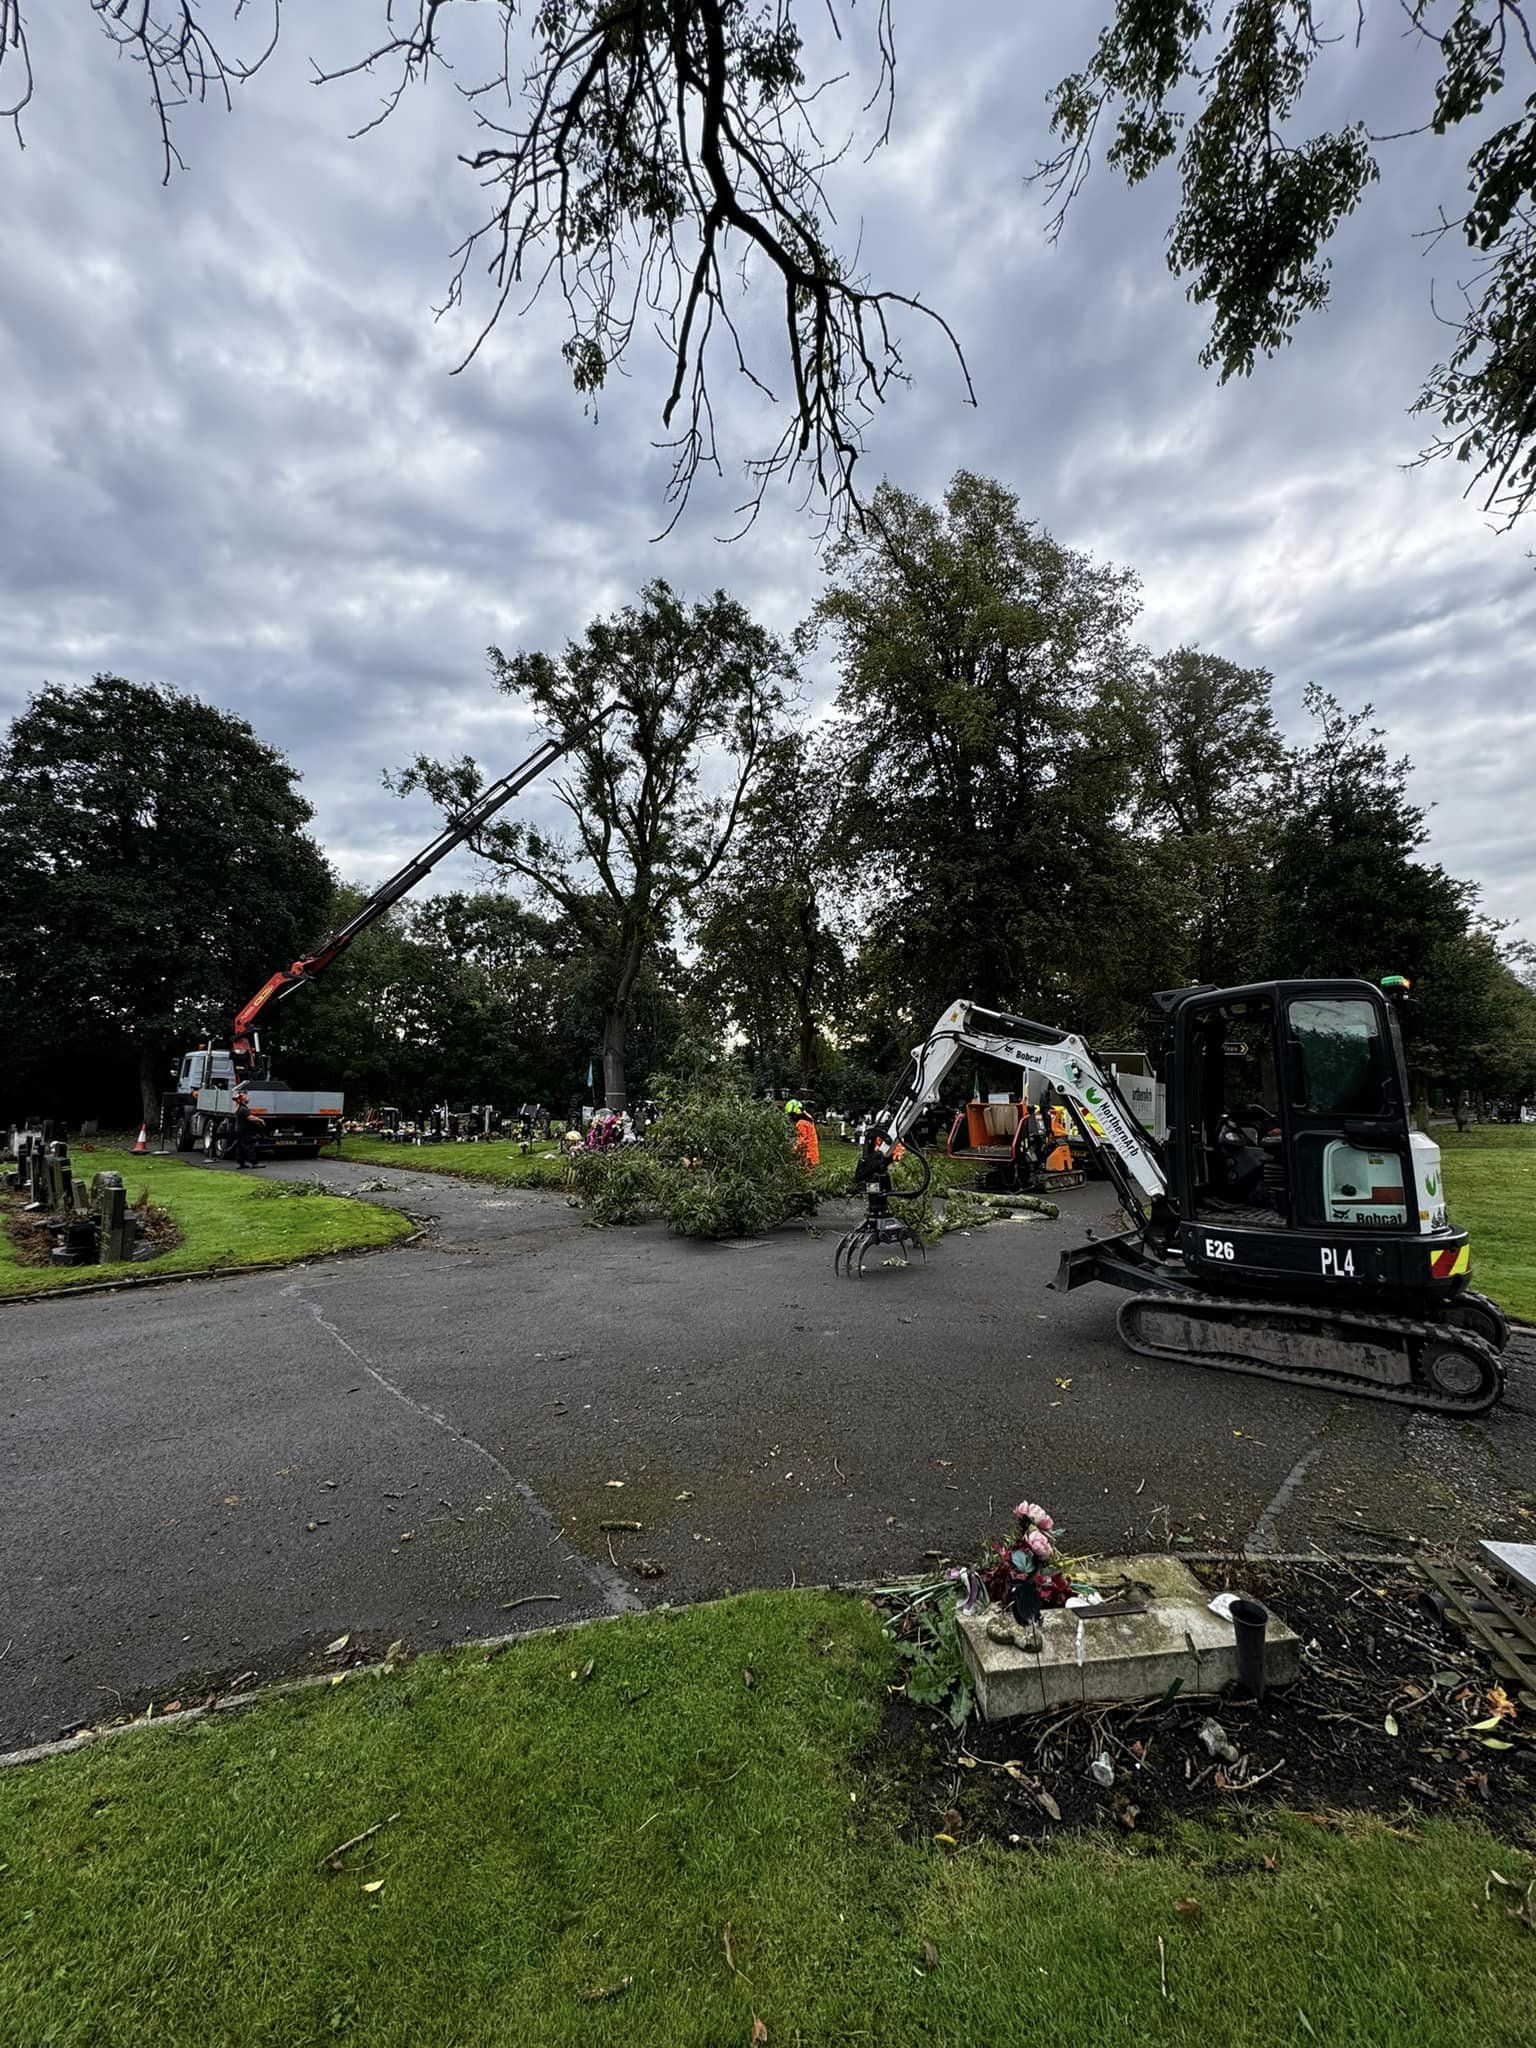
[3,1157,1533,1749]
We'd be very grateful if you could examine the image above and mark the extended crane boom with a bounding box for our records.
[230,716,606,1078]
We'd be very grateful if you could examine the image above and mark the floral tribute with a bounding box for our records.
[983,1499,1072,1613]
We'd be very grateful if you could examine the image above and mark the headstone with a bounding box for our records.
[46,1141,69,1212]
[98,1174,129,1263]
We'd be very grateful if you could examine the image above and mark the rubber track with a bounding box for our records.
[1117,1293,1506,1416]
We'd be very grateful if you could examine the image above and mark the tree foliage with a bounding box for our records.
[12,4,1534,528]
[569,1082,814,1235]
[393,579,791,1107]
[1042,0,1536,526]
[1116,646,1282,990]
[277,888,588,1110]
[5,1,968,531]
[0,674,331,1124]
[690,733,847,1089]
[806,471,1142,1040]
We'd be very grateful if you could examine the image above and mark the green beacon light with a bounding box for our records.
[1380,974,1412,1000]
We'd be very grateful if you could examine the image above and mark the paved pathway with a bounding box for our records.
[3,1156,1532,1747]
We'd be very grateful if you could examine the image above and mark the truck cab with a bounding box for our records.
[166,1047,343,1161]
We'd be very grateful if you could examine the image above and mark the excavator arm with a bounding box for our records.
[231,716,607,1076]
[874,999,1169,1219]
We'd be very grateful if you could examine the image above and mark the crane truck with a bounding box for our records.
[840,981,1509,1415]
[164,718,604,1160]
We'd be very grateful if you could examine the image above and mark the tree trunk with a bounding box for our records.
[138,1046,164,1133]
[601,924,649,1109]
[795,901,820,1094]
[796,990,817,1094]
[602,1006,628,1110]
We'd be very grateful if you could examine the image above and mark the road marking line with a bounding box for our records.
[279,1281,640,1613]
[1244,1445,1324,1556]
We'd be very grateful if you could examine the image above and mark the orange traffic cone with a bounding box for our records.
[133,1124,149,1155]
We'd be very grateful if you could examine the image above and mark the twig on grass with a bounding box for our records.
[319,1812,401,1872]
[724,1922,753,1982]
[1157,1934,1168,1999]
[500,1593,562,1613]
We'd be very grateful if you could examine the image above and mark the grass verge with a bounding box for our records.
[1440,1123,1536,1322]
[340,1132,567,1186]
[0,1148,413,1300]
[2,1592,1532,2047]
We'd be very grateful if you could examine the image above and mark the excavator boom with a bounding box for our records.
[840,989,1506,1416]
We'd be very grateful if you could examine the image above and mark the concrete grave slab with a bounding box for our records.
[958,1551,1301,1722]
[1479,1541,1536,1600]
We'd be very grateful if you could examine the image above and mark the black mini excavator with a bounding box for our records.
[838,979,1509,1415]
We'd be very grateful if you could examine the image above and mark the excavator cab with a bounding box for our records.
[1159,978,1465,1311]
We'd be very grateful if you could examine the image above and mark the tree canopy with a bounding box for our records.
[393,579,792,1106]
[806,471,1143,1034]
[5,500,1532,1125]
[0,673,331,1124]
[10,3,1533,529]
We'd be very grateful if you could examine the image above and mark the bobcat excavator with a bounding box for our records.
[837,980,1509,1415]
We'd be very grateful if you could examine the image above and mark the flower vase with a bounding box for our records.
[1011,1574,1042,1626]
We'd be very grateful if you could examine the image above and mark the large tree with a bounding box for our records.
[808,471,1142,1039]
[0,674,331,1125]
[10,4,1531,528]
[394,581,791,1107]
[690,733,847,1091]
[1260,684,1508,1106]
[1115,647,1282,991]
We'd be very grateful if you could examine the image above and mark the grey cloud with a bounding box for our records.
[1,3,1531,938]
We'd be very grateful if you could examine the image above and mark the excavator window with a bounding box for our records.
[1186,996,1286,1222]
[1285,995,1410,1229]
[1287,998,1389,1116]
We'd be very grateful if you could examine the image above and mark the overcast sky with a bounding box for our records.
[3,3,1533,937]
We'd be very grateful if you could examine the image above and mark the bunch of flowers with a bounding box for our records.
[982,1498,1071,1612]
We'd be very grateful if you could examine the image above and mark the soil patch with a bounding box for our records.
[868,1559,1536,1848]
[1,1184,183,1268]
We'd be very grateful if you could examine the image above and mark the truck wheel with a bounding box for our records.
[176,1116,195,1152]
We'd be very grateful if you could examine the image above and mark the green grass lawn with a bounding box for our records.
[1,1592,1531,2048]
[1440,1123,1536,1323]
[0,1147,413,1300]
[340,1132,568,1185]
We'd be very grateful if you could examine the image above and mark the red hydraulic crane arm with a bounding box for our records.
[230,715,605,1072]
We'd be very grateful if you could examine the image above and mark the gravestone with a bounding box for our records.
[97,1173,130,1263]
